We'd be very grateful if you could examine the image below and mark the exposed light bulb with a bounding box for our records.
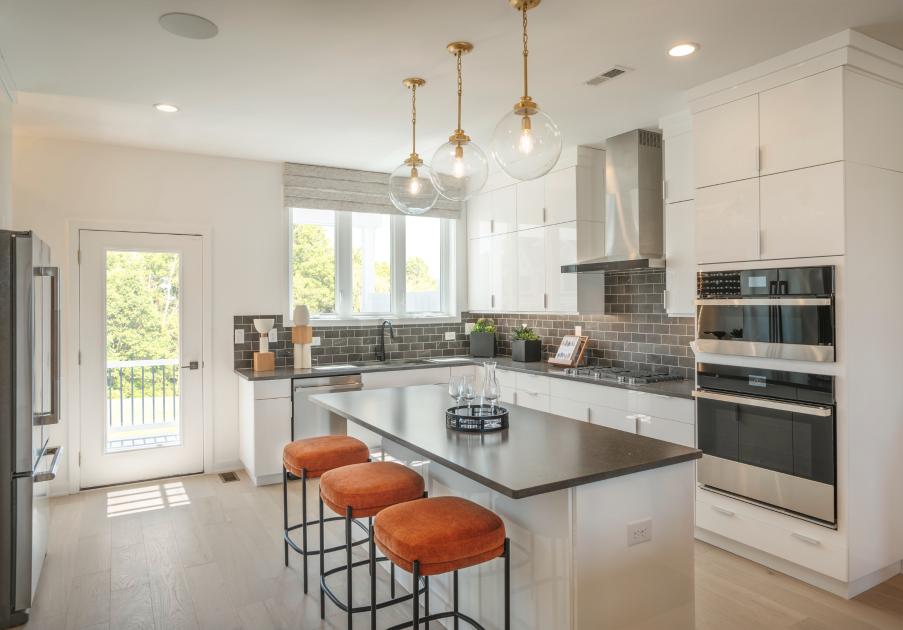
[408,173,422,195]
[452,145,466,178]
[519,128,535,155]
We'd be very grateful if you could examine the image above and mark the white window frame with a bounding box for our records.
[287,208,459,326]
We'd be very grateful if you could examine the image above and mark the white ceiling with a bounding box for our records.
[3,0,903,171]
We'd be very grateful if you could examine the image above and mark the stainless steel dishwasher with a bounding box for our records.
[291,374,363,441]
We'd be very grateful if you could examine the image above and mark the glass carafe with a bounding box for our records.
[481,361,500,413]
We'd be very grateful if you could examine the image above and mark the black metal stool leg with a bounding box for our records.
[424,575,430,625]
[390,563,396,598]
[453,570,459,630]
[301,468,308,593]
[282,466,289,567]
[346,505,353,630]
[412,561,420,629]
[504,538,511,630]
[319,497,326,620]
[369,526,377,630]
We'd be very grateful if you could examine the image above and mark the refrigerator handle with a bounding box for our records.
[34,266,61,426]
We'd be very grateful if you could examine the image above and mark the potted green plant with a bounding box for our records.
[469,318,496,358]
[512,324,541,362]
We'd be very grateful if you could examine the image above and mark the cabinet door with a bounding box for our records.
[467,192,493,239]
[550,396,590,422]
[516,390,550,412]
[664,131,695,203]
[759,162,844,260]
[694,95,759,188]
[695,179,760,264]
[637,414,695,447]
[544,167,578,224]
[516,178,546,230]
[664,200,696,316]
[468,237,493,311]
[589,406,637,433]
[544,223,578,313]
[491,185,518,234]
[490,232,518,311]
[759,68,843,176]
[517,227,547,312]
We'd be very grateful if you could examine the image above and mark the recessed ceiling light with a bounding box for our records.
[154,103,179,113]
[668,42,699,57]
[159,12,218,40]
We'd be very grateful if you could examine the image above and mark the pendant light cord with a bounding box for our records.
[522,3,529,99]
[456,50,464,133]
[410,82,417,156]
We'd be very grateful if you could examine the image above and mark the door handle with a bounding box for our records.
[180,361,200,370]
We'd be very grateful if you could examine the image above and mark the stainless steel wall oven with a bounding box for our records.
[695,362,836,526]
[696,266,835,362]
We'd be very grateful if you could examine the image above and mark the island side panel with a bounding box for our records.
[384,438,573,630]
[574,460,696,630]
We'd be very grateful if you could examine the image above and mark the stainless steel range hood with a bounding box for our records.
[561,129,664,273]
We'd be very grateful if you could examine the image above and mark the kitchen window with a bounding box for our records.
[289,207,455,322]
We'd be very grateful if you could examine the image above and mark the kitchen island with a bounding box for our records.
[311,384,701,630]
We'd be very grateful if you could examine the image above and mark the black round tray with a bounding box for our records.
[446,404,509,432]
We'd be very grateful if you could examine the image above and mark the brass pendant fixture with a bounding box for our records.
[388,78,440,215]
[429,41,489,202]
[490,0,562,181]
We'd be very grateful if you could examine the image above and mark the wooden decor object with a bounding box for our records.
[547,335,588,367]
[253,352,275,372]
[292,325,313,344]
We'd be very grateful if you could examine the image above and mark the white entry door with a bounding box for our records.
[79,230,204,488]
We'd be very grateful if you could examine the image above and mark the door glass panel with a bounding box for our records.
[696,304,833,345]
[105,251,181,452]
[738,407,793,474]
[697,400,739,460]
[793,414,835,484]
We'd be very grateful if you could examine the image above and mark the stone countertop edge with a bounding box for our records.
[235,357,695,400]
[309,387,702,499]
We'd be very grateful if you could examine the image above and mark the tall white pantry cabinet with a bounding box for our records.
[688,30,903,599]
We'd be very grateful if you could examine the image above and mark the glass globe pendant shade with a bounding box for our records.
[388,162,440,215]
[490,107,562,181]
[430,140,489,201]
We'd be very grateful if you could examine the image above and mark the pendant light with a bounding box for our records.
[430,42,489,201]
[490,0,562,181]
[389,78,440,215]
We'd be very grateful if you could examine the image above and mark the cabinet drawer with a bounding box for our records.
[254,379,291,400]
[549,396,590,422]
[589,406,636,433]
[636,414,695,447]
[549,378,629,409]
[696,496,847,581]
[496,369,518,390]
[515,372,550,396]
[629,391,694,424]
[515,390,550,412]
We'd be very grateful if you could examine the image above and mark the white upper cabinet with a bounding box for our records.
[664,200,696,316]
[516,178,545,230]
[695,178,760,264]
[467,235,492,311]
[694,94,759,188]
[544,167,579,224]
[664,131,695,203]
[490,231,518,311]
[466,192,493,240]
[466,185,518,239]
[759,68,844,176]
[544,223,578,313]
[517,227,547,312]
[759,162,845,259]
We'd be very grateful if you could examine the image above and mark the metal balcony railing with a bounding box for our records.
[106,359,180,427]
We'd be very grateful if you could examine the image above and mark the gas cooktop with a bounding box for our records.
[559,366,683,385]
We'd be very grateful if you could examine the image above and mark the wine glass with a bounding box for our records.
[462,375,476,411]
[448,375,464,409]
[482,364,500,413]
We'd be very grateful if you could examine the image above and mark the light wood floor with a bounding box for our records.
[16,471,903,630]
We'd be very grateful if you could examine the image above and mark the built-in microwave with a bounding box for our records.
[695,266,835,362]
[695,362,836,526]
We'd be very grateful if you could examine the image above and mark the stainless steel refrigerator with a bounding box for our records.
[0,230,61,628]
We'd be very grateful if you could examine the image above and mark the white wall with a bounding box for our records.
[0,99,11,228]
[12,136,284,492]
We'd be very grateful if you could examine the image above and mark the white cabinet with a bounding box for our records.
[664,130,695,203]
[466,192,493,240]
[664,200,696,316]
[544,223,577,313]
[549,396,591,422]
[516,178,545,230]
[238,378,292,486]
[695,178,760,264]
[759,68,843,176]
[490,232,518,311]
[517,227,546,311]
[467,236,492,311]
[361,367,450,389]
[636,414,694,448]
[544,167,579,224]
[590,406,638,433]
[759,162,845,259]
[694,95,759,188]
[466,185,517,239]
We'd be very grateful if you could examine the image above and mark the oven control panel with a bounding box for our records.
[697,271,741,297]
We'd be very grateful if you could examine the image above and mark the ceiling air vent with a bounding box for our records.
[585,66,631,87]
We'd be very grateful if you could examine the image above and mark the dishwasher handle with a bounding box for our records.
[293,382,363,395]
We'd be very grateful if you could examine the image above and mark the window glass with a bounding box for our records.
[292,209,336,314]
[351,213,392,314]
[405,216,442,312]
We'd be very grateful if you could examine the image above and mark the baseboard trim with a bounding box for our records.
[212,460,243,474]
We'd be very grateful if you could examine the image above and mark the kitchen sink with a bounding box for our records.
[352,358,432,367]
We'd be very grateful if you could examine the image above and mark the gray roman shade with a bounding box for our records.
[284,163,461,219]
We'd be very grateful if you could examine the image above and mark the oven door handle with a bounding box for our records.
[694,298,831,306]
[692,389,833,417]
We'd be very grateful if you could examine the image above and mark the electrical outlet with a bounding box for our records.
[464,323,475,334]
[268,328,278,343]
[444,331,456,341]
[311,336,321,347]
[575,325,583,336]
[234,329,244,344]
[627,518,653,547]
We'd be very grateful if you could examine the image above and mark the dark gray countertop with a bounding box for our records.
[235,357,694,399]
[310,385,701,499]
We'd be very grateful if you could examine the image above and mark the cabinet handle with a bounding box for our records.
[755,146,761,173]
[791,532,821,546]
[543,293,548,309]
[711,505,736,517]
[490,218,495,233]
[491,294,495,308]
[662,179,667,200]
[663,289,668,311]
[586,407,592,423]
[542,207,547,224]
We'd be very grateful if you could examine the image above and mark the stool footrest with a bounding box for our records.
[320,559,425,614]
[284,516,368,557]
[385,610,486,630]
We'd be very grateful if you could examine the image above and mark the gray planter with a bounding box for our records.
[470,332,496,358]
[512,339,541,362]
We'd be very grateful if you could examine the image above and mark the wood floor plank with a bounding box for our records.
[183,562,243,630]
[109,583,155,630]
[111,542,150,591]
[148,563,199,630]
[64,569,110,630]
